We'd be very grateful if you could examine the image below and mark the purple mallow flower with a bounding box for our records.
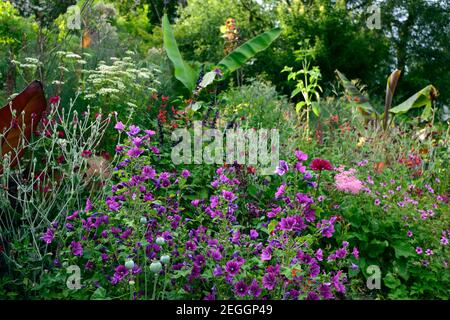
[275,160,289,176]
[41,228,55,244]
[70,241,83,256]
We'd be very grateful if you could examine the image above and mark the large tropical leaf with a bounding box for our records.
[217,27,281,74]
[162,14,199,92]
[389,85,438,121]
[383,69,401,129]
[0,80,47,174]
[335,70,378,117]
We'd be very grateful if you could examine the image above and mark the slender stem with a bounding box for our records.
[152,274,158,300]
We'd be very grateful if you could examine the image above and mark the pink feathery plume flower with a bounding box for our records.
[334,169,364,194]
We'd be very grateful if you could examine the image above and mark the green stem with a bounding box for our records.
[152,274,158,300]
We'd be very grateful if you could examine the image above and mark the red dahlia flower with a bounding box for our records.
[310,158,332,171]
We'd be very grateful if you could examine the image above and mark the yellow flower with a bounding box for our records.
[357,137,366,148]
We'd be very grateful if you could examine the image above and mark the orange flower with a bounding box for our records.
[292,268,301,278]
[374,162,385,174]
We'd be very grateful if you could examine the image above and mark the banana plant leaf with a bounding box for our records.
[0,80,47,174]
[383,69,401,129]
[389,85,438,121]
[217,27,281,74]
[162,14,199,92]
[335,70,378,117]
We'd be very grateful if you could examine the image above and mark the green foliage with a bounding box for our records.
[334,70,377,119]
[163,13,280,96]
[389,85,439,122]
[282,41,323,137]
[162,14,199,93]
[217,27,281,74]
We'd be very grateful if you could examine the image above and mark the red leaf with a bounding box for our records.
[0,81,47,174]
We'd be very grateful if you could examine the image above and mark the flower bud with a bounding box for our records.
[125,259,135,270]
[149,261,162,273]
[155,237,165,245]
[160,255,170,264]
[140,217,148,224]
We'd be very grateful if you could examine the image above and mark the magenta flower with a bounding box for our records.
[127,147,144,158]
[275,160,289,176]
[225,260,240,276]
[279,216,296,231]
[261,247,272,261]
[294,162,306,173]
[81,150,92,158]
[316,248,323,261]
[221,190,236,202]
[114,121,124,131]
[249,229,258,240]
[209,250,222,261]
[352,247,359,259]
[295,150,308,161]
[84,198,92,212]
[248,279,261,297]
[181,169,190,178]
[70,241,83,256]
[127,125,140,136]
[415,246,423,254]
[234,280,248,297]
[275,183,286,199]
[41,228,55,244]
[319,283,334,299]
[262,272,277,290]
[317,216,337,238]
[106,197,121,212]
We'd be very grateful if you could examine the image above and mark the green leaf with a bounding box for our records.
[391,241,414,258]
[162,14,199,92]
[311,101,320,116]
[335,70,378,116]
[384,272,401,289]
[389,85,438,120]
[217,27,281,74]
[90,287,108,300]
[267,220,278,234]
[190,102,203,112]
[367,239,389,257]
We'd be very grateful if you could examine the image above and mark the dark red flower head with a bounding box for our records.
[310,158,332,171]
[49,96,60,105]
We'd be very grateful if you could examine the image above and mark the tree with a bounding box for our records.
[347,0,450,105]
[0,1,35,98]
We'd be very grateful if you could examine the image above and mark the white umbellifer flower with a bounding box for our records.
[57,139,67,148]
[21,64,37,69]
[25,57,40,64]
[65,53,82,59]
[98,88,120,95]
